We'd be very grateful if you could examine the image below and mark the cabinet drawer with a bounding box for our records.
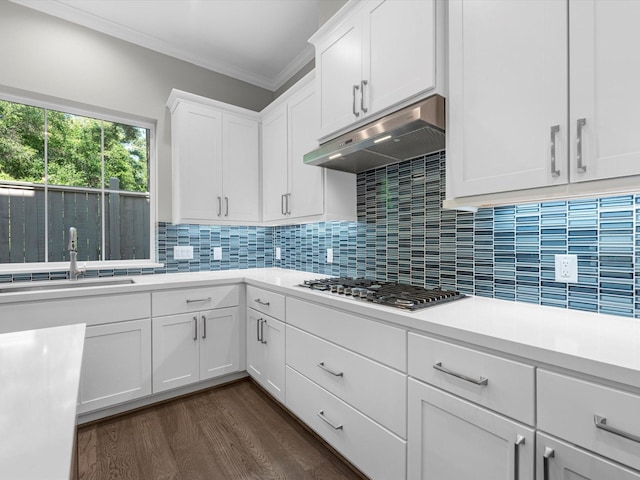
[285,366,406,480]
[286,297,406,371]
[286,325,406,438]
[0,293,151,334]
[408,333,535,425]
[151,285,239,316]
[246,285,285,320]
[538,369,640,471]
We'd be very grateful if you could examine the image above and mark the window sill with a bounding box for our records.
[0,261,164,275]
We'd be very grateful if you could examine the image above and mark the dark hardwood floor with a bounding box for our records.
[76,379,366,480]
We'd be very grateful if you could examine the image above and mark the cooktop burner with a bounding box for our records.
[299,277,464,311]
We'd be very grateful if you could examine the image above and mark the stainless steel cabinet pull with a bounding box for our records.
[260,319,267,344]
[281,194,287,215]
[285,193,291,215]
[193,316,198,341]
[256,317,262,342]
[217,196,222,216]
[576,118,587,173]
[201,315,206,339]
[433,362,488,386]
[317,410,343,430]
[543,447,555,480]
[254,298,270,306]
[224,196,229,216]
[318,362,344,377]
[594,415,640,443]
[186,297,211,304]
[352,84,360,117]
[514,435,525,480]
[550,125,560,177]
[360,80,368,114]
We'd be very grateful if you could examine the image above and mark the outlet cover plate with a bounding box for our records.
[327,248,333,264]
[275,247,281,260]
[213,246,222,260]
[555,254,578,283]
[174,246,193,260]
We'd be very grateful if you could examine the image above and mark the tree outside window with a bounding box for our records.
[0,98,151,264]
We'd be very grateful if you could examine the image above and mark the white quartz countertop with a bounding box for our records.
[0,323,85,480]
[1,268,639,388]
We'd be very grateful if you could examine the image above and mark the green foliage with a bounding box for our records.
[0,100,148,192]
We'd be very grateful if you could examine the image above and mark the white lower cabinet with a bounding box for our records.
[77,318,152,414]
[246,307,285,403]
[407,378,534,480]
[152,307,240,393]
[536,433,640,480]
[286,366,406,480]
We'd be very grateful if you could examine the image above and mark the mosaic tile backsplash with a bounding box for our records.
[3,150,640,319]
[274,152,640,319]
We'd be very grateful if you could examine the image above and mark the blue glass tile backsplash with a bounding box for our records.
[4,150,640,319]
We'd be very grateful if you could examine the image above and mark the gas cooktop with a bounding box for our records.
[299,277,464,311]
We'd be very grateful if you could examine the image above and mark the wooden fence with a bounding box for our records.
[0,181,150,263]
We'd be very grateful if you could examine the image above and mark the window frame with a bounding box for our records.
[0,89,159,272]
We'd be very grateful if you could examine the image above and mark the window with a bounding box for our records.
[0,95,153,266]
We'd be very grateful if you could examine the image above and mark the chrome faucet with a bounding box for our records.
[68,227,85,281]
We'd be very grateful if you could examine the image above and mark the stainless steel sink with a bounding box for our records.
[0,277,135,294]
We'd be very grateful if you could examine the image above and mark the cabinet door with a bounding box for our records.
[246,308,266,383]
[408,378,534,480]
[364,0,436,114]
[447,0,568,198]
[264,316,285,403]
[78,319,151,414]
[288,84,324,219]
[261,106,289,222]
[536,433,640,480]
[173,103,223,223]
[316,14,364,138]
[152,313,199,393]
[222,113,260,221]
[569,0,640,182]
[199,307,240,381]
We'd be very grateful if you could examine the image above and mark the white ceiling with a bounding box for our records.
[12,0,321,91]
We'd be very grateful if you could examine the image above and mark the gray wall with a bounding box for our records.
[0,1,274,222]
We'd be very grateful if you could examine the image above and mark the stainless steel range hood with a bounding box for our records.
[304,95,445,174]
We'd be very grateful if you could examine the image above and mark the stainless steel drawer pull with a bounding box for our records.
[542,447,554,480]
[224,196,229,217]
[352,84,360,117]
[281,194,287,215]
[550,125,560,177]
[217,196,222,217]
[193,316,198,341]
[317,410,343,430]
[254,298,270,306]
[576,117,587,173]
[433,362,488,386]
[285,193,291,215]
[594,415,640,443]
[186,297,211,304]
[318,362,344,377]
[201,315,206,339]
[514,435,525,480]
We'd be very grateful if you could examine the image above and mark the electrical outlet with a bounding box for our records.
[555,254,578,283]
[213,246,222,260]
[173,246,193,260]
[327,248,333,264]
[275,247,281,260]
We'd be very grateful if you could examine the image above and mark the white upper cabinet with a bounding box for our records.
[311,0,443,141]
[447,0,568,198]
[569,0,640,183]
[260,73,356,224]
[446,0,640,208]
[167,90,260,224]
